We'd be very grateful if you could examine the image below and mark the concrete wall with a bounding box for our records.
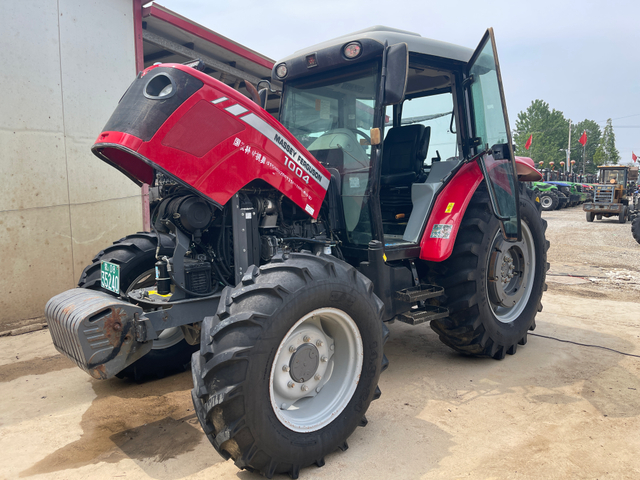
[0,0,143,331]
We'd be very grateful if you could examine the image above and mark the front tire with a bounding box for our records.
[539,191,559,211]
[78,232,198,381]
[191,253,387,478]
[428,185,549,359]
[586,212,595,222]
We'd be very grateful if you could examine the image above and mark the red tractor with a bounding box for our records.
[46,27,548,478]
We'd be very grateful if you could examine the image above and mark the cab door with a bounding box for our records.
[466,28,521,241]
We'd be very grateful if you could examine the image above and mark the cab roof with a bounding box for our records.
[277,26,474,65]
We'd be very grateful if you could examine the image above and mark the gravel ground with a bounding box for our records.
[543,204,640,302]
[1,203,639,479]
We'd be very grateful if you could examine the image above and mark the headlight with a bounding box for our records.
[275,63,288,78]
[343,42,362,59]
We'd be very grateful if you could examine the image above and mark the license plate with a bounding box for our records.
[101,261,120,294]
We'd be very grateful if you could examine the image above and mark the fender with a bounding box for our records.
[92,64,330,218]
[419,161,483,262]
[419,156,542,262]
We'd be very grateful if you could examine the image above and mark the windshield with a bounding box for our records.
[601,169,625,185]
[280,62,381,245]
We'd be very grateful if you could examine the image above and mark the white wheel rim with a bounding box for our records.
[486,222,536,324]
[269,307,363,433]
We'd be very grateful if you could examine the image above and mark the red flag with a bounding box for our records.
[633,151,638,163]
[578,130,587,146]
[525,134,532,150]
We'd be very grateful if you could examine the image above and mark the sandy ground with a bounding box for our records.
[1,205,639,480]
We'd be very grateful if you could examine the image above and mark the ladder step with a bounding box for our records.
[397,305,449,326]
[395,284,444,303]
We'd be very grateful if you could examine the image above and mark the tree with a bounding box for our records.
[600,119,620,165]
[513,100,569,168]
[570,119,601,174]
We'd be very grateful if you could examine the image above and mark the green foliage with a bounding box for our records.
[600,119,620,165]
[513,100,569,167]
[570,119,601,174]
[513,99,605,174]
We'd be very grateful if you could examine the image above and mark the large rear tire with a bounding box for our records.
[618,207,628,224]
[428,185,549,359]
[78,232,198,381]
[632,216,640,245]
[191,253,388,478]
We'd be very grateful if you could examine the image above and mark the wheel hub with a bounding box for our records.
[269,308,363,432]
[486,222,536,323]
[289,343,320,383]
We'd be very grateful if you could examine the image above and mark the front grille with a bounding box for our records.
[594,186,614,203]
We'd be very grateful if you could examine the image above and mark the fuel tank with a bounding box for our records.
[92,64,330,218]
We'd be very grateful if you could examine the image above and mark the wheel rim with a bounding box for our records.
[127,269,185,350]
[540,196,552,209]
[269,307,363,433]
[486,222,536,324]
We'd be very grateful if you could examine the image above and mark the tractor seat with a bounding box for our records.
[380,125,431,187]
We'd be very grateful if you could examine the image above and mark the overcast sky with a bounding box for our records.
[154,0,639,163]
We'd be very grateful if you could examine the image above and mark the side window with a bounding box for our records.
[396,92,458,165]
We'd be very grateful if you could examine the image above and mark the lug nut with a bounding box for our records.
[330,344,335,351]
[281,403,287,409]
[303,335,311,342]
[321,356,328,363]
[289,345,296,353]
[316,340,323,347]
[288,381,295,388]
[301,384,309,392]
[314,374,321,381]
[282,365,290,372]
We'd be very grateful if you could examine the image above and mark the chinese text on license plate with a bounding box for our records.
[101,261,120,294]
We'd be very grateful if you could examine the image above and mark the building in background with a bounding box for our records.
[0,1,275,332]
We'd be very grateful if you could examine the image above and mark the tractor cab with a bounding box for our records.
[273,26,521,262]
[584,165,631,222]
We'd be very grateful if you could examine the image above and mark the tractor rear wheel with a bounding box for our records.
[539,191,559,211]
[78,232,198,381]
[632,216,640,244]
[191,253,387,478]
[428,185,549,359]
[618,207,628,224]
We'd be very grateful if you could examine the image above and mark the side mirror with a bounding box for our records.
[258,88,268,109]
[383,43,408,105]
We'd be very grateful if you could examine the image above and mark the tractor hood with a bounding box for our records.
[92,64,330,218]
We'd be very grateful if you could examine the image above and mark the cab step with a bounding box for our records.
[397,305,449,326]
[395,284,444,303]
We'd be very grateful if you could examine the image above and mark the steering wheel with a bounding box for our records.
[353,129,371,143]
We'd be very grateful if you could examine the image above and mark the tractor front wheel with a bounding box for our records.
[586,212,595,222]
[191,253,387,478]
[78,232,198,381]
[539,191,559,211]
[429,186,549,359]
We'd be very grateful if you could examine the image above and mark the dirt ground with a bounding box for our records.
[1,205,639,480]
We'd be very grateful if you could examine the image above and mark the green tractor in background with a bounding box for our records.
[532,181,568,211]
